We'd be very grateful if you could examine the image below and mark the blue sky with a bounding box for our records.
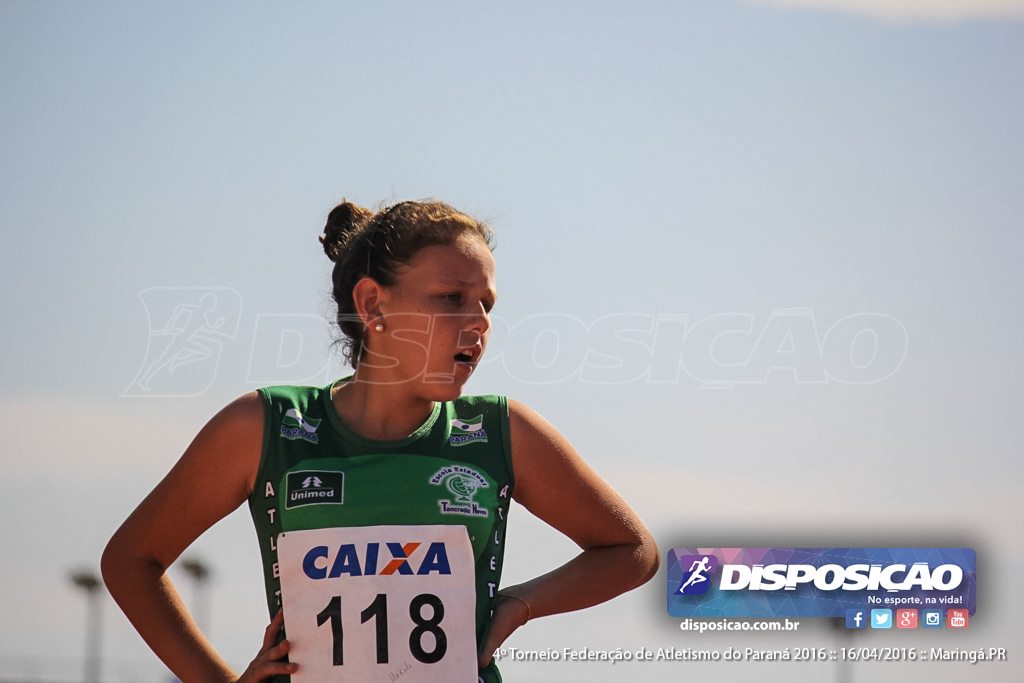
[1,1,1022,681]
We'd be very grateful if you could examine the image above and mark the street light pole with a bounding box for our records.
[180,557,211,634]
[70,570,103,683]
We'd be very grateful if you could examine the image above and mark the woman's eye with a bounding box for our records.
[443,293,461,303]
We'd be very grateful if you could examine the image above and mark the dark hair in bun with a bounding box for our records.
[320,199,495,368]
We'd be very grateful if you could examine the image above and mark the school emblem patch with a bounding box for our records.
[430,465,489,517]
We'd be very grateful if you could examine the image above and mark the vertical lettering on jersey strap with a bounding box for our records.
[261,479,282,613]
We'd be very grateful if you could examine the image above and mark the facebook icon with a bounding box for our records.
[845,609,867,629]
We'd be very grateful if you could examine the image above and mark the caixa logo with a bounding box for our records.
[667,548,976,619]
[303,541,452,580]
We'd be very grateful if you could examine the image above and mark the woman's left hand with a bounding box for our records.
[477,593,531,669]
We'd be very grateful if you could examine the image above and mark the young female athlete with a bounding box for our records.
[102,199,659,682]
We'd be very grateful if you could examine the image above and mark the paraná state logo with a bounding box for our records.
[280,408,321,444]
[449,415,487,447]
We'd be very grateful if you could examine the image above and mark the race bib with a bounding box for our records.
[278,525,478,682]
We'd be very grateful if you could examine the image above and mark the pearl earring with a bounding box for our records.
[374,323,384,332]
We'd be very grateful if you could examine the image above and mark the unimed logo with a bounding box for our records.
[285,470,344,509]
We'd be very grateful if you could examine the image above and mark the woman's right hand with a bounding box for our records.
[235,610,299,682]
[103,393,274,682]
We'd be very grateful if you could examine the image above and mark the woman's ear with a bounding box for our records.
[352,277,384,329]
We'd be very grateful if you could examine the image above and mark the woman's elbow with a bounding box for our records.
[633,529,660,586]
[100,532,130,593]
[100,527,160,596]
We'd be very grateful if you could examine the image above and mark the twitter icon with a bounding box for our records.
[870,609,892,629]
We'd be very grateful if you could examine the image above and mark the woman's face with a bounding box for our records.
[367,235,497,399]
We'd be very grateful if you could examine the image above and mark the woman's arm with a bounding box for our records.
[478,399,660,665]
[101,392,297,682]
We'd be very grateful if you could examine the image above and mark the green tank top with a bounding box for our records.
[249,380,514,682]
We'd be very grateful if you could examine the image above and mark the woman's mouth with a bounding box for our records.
[454,345,481,365]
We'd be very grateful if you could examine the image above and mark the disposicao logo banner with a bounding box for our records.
[667,548,976,618]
